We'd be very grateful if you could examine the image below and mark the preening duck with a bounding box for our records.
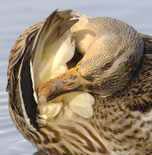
[7,10,152,155]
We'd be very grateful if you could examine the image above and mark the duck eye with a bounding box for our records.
[101,61,114,71]
[67,48,83,69]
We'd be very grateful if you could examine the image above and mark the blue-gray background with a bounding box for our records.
[0,0,152,154]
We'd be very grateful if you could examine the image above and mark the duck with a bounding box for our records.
[7,9,152,155]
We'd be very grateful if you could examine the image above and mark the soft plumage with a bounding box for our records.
[7,10,152,155]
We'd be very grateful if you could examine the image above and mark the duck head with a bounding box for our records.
[34,10,144,103]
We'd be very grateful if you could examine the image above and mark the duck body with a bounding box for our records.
[7,10,152,155]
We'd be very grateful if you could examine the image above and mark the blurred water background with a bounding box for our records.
[0,0,152,154]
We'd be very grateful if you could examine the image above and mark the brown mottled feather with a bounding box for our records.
[7,21,43,91]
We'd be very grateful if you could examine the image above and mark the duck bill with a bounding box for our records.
[37,68,88,103]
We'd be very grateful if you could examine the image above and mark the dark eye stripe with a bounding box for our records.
[101,61,114,70]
